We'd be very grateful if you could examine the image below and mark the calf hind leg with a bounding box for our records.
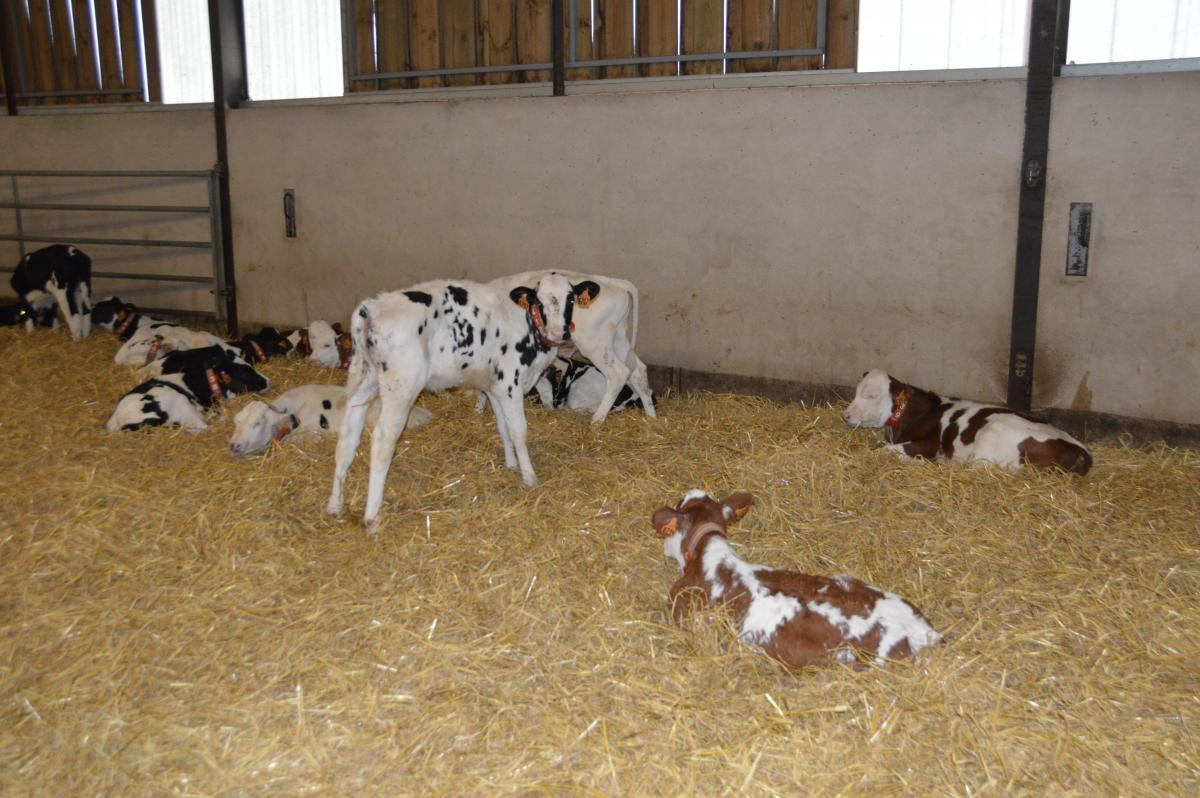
[361,382,422,527]
[614,333,655,418]
[325,367,379,518]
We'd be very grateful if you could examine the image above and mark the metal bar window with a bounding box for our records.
[344,0,850,89]
[0,169,232,324]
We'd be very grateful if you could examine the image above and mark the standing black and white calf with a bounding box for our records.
[9,244,93,339]
[487,270,655,423]
[326,280,564,526]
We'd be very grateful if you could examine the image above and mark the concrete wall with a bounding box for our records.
[1,72,1196,426]
[227,80,1027,408]
[1036,73,1200,425]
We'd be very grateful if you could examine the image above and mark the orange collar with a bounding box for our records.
[885,387,912,429]
[205,368,224,405]
[249,340,267,363]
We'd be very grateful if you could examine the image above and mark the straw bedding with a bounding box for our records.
[1,325,1197,796]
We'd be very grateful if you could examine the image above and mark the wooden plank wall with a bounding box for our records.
[4,0,162,105]
[348,0,858,89]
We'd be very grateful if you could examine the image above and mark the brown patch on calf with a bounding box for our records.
[1018,437,1093,475]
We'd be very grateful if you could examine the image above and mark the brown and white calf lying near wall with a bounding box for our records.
[843,369,1092,475]
[652,490,941,669]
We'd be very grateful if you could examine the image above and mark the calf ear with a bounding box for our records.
[509,286,537,311]
[331,322,345,334]
[652,507,685,538]
[572,280,600,308]
[720,492,754,523]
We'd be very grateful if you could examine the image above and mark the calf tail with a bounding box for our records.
[345,300,378,394]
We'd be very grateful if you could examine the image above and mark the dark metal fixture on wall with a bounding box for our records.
[1005,0,1072,412]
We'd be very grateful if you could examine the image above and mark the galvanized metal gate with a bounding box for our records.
[0,168,233,327]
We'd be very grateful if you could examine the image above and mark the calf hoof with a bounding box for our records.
[325,501,344,518]
[521,472,538,487]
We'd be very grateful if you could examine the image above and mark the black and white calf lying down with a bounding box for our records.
[327,278,567,526]
[532,355,654,414]
[106,347,268,432]
[9,244,93,339]
[229,384,432,458]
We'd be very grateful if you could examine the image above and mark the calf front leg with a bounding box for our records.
[492,393,537,486]
[45,279,80,340]
[486,390,518,469]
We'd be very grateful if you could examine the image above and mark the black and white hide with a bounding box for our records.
[91,297,162,341]
[9,244,93,339]
[532,356,654,414]
[107,355,270,432]
[114,322,231,366]
[227,327,293,364]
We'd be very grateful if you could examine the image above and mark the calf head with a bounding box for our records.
[652,490,755,570]
[194,352,269,403]
[510,272,601,347]
[229,400,296,458]
[306,320,341,368]
[2,303,52,329]
[232,327,292,363]
[91,296,137,333]
[286,328,312,357]
[218,359,270,397]
[843,369,910,428]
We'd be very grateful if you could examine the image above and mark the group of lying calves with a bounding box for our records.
[10,245,1094,672]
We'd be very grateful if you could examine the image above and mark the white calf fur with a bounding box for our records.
[487,270,654,423]
[114,324,228,366]
[229,385,432,458]
[326,279,563,526]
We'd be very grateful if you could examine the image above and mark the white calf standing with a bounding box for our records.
[487,270,655,423]
[326,279,565,526]
[229,384,433,458]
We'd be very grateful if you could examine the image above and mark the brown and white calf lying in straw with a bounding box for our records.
[652,491,941,669]
[843,369,1092,474]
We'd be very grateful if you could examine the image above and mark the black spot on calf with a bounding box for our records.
[322,399,333,410]
[320,415,329,429]
[448,285,469,305]
[404,291,433,306]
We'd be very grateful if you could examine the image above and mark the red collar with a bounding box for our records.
[113,311,135,337]
[205,368,224,405]
[145,336,166,364]
[249,340,267,363]
[529,306,556,349]
[336,334,354,368]
[683,521,726,567]
[884,387,912,429]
